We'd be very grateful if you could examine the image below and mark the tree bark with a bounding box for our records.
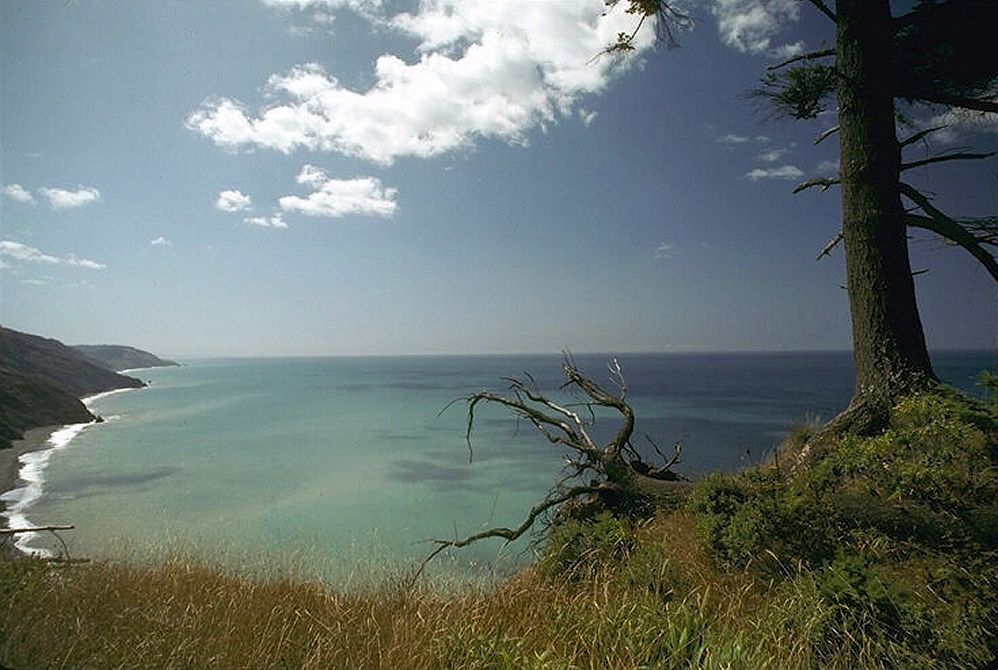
[832,0,936,433]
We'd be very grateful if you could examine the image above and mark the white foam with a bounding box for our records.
[83,387,136,406]
[1,384,144,555]
[1,422,94,556]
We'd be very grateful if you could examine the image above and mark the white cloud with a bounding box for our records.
[917,108,998,145]
[190,2,657,164]
[296,163,329,188]
[20,277,52,286]
[261,0,380,11]
[216,189,253,212]
[150,236,171,246]
[712,0,801,56]
[770,41,804,59]
[243,213,289,229]
[745,164,805,180]
[2,184,35,204]
[37,186,101,209]
[814,159,839,175]
[0,240,106,269]
[757,148,788,162]
[279,173,397,218]
[654,241,677,260]
[718,134,750,144]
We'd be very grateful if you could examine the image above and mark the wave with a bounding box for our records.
[1,386,142,556]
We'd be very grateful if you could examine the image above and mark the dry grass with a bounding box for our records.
[0,513,768,670]
[2,508,993,669]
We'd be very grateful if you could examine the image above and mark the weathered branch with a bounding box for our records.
[419,355,686,579]
[768,48,836,71]
[806,0,837,23]
[411,484,606,583]
[898,125,947,149]
[0,525,74,535]
[901,151,995,172]
[814,125,839,145]
[900,183,998,284]
[816,232,844,260]
[794,176,840,193]
[0,525,75,561]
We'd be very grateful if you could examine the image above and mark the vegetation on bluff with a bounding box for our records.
[3,387,994,669]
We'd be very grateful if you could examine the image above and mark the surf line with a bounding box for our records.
[0,386,142,556]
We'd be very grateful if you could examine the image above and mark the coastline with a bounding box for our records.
[0,426,59,555]
[0,387,143,557]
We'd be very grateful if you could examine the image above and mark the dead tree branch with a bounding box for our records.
[768,48,836,71]
[794,176,841,194]
[416,354,687,579]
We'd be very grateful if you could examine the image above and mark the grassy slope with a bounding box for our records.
[1,389,995,669]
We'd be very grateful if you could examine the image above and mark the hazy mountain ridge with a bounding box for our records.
[73,345,178,372]
[0,326,161,448]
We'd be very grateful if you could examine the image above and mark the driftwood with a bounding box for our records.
[414,353,686,580]
[1,524,80,563]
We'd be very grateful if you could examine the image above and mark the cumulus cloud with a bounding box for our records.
[150,236,171,246]
[189,1,656,164]
[216,189,253,212]
[718,134,751,144]
[2,184,35,204]
[243,213,289,229]
[280,166,397,218]
[712,0,802,56]
[745,165,805,180]
[37,186,101,209]
[0,240,106,269]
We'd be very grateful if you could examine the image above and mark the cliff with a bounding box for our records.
[0,326,152,448]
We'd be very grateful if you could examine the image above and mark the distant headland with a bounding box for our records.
[0,325,177,450]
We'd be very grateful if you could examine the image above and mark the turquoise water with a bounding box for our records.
[10,352,994,578]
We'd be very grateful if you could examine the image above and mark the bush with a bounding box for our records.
[537,511,636,578]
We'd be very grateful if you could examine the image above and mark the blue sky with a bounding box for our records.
[1,0,994,357]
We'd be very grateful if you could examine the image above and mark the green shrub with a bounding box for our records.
[689,470,837,569]
[537,512,636,578]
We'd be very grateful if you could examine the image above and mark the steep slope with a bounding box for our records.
[0,367,94,448]
[0,326,144,397]
[73,345,178,372]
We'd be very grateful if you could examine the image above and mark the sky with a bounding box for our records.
[0,0,994,357]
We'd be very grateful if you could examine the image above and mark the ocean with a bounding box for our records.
[3,351,992,580]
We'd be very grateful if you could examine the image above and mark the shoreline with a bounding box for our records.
[0,386,144,557]
[0,426,59,556]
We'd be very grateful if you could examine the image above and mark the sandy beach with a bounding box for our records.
[1,426,58,529]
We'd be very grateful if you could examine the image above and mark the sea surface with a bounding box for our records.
[3,351,993,580]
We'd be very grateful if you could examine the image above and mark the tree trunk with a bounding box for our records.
[830,0,937,434]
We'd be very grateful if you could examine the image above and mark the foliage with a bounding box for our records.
[754,65,837,120]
